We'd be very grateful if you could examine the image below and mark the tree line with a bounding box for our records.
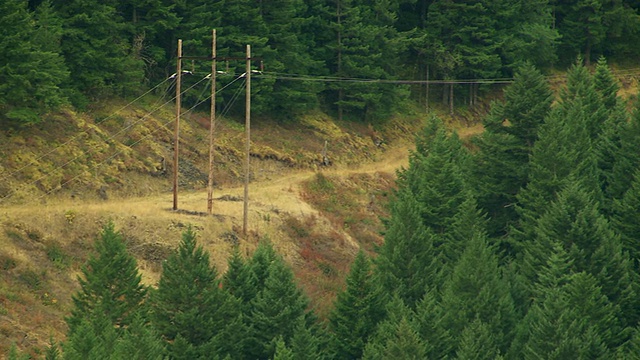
[8,58,640,359]
[2,0,640,125]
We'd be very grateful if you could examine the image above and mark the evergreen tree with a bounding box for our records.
[455,319,503,360]
[521,181,639,337]
[257,0,324,118]
[375,188,439,307]
[440,231,516,355]
[288,319,326,360]
[222,247,257,309]
[426,0,502,83]
[245,242,310,359]
[273,337,295,360]
[611,169,640,270]
[397,116,471,236]
[471,63,553,238]
[361,296,427,360]
[152,227,242,358]
[513,68,601,251]
[328,0,409,121]
[414,289,455,359]
[607,95,640,201]
[56,0,144,101]
[66,221,147,335]
[330,250,384,359]
[111,314,165,360]
[0,0,68,125]
[44,336,61,360]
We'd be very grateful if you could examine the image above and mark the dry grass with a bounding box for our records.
[0,93,491,355]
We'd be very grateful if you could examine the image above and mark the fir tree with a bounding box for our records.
[375,188,439,307]
[0,0,68,125]
[56,0,144,100]
[330,250,384,359]
[455,319,503,360]
[152,227,241,358]
[414,289,454,359]
[361,296,427,360]
[246,242,310,359]
[439,231,516,355]
[66,222,147,335]
[471,63,553,239]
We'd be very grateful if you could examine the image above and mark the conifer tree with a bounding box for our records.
[471,63,553,238]
[375,188,439,307]
[152,227,241,358]
[330,250,384,359]
[0,0,68,125]
[607,96,640,201]
[222,247,257,308]
[56,0,144,100]
[67,222,147,335]
[245,241,310,359]
[522,181,639,330]
[288,319,326,360]
[455,319,503,360]
[439,231,516,355]
[414,289,454,359]
[361,296,427,360]
[273,337,295,360]
[611,169,640,270]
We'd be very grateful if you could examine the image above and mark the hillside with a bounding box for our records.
[0,95,479,356]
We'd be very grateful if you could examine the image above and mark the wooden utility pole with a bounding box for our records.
[243,45,251,236]
[207,30,217,215]
[425,65,430,112]
[173,39,183,211]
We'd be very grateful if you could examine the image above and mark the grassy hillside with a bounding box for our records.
[0,93,462,356]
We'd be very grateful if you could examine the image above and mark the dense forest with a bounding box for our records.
[8,60,640,359]
[2,0,640,124]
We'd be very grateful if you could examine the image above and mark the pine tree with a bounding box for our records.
[245,242,310,359]
[66,222,147,334]
[375,188,439,307]
[471,63,553,239]
[288,319,326,360]
[328,0,409,121]
[439,231,516,355]
[414,289,455,359]
[152,227,241,358]
[611,169,640,271]
[522,181,639,331]
[222,247,257,307]
[56,0,144,101]
[111,314,165,360]
[361,296,427,360]
[0,0,68,125]
[455,319,503,360]
[273,337,295,360]
[330,250,384,359]
[44,336,61,360]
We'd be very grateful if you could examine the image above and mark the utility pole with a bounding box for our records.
[243,44,251,236]
[207,30,217,215]
[173,39,183,211]
[426,64,430,112]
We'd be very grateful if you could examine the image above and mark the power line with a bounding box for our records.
[0,77,174,185]
[0,73,247,205]
[0,75,209,205]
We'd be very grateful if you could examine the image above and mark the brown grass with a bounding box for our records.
[0,93,493,355]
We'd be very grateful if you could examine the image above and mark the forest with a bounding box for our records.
[7,60,640,359]
[5,0,640,359]
[2,0,640,124]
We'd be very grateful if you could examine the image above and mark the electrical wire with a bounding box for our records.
[0,75,211,205]
[0,77,174,184]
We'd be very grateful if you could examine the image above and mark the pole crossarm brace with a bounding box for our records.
[179,56,261,61]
